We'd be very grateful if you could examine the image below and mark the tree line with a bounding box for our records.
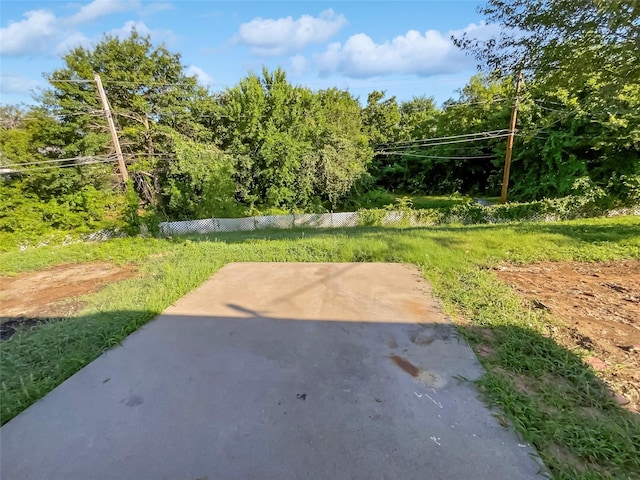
[1,0,638,239]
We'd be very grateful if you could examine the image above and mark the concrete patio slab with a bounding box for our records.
[0,263,544,479]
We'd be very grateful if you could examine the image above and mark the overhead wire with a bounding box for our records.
[377,152,496,160]
[378,129,511,147]
[442,97,511,109]
[8,80,633,174]
[3,157,119,173]
[0,154,114,168]
[377,132,513,151]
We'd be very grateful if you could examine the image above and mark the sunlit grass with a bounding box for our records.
[1,216,639,479]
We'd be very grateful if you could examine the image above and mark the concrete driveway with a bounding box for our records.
[1,263,544,479]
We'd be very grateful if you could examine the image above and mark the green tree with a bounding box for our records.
[455,0,639,85]
[370,76,518,195]
[365,92,434,192]
[218,68,372,211]
[163,137,239,219]
[0,108,120,238]
[361,91,401,146]
[398,96,440,141]
[44,29,209,152]
[454,0,640,199]
[42,29,212,209]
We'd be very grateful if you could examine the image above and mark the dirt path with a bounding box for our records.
[496,260,640,411]
[0,262,137,339]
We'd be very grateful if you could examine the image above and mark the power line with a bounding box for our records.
[47,78,195,87]
[0,154,113,168]
[377,152,496,160]
[442,97,511,109]
[3,158,119,173]
[378,132,513,151]
[378,129,511,147]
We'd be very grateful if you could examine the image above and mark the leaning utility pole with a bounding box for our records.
[94,73,128,183]
[500,71,523,204]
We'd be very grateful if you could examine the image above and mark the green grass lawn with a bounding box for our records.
[1,216,639,479]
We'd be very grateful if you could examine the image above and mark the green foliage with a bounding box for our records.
[163,137,241,219]
[43,29,210,157]
[349,188,397,209]
[122,180,141,234]
[218,68,372,211]
[372,75,515,195]
[455,0,639,90]
[357,208,388,227]
[1,23,636,248]
[0,182,122,250]
[0,101,124,249]
[452,0,640,203]
[609,174,640,206]
[361,90,401,145]
[354,182,630,228]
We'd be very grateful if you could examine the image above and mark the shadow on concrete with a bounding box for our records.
[0,309,543,480]
[1,310,637,479]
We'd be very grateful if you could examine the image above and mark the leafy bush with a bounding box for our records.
[163,138,243,220]
[349,188,397,209]
[357,208,388,226]
[607,174,640,206]
[355,180,637,228]
[0,182,125,251]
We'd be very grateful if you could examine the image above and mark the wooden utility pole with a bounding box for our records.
[94,73,128,183]
[500,71,523,204]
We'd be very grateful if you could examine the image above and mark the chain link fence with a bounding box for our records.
[159,211,418,235]
[160,212,364,235]
[158,205,640,236]
[14,205,637,250]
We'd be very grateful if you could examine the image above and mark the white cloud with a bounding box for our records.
[0,0,174,57]
[236,9,347,56]
[140,2,173,16]
[55,32,93,55]
[315,22,500,78]
[290,55,309,76]
[0,72,41,94]
[186,65,213,86]
[52,21,172,56]
[68,0,140,25]
[109,20,152,38]
[110,20,176,44]
[450,22,502,42]
[0,10,59,55]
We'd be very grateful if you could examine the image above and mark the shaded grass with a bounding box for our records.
[404,194,470,210]
[1,216,639,479]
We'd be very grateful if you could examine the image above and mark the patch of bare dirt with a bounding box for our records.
[496,260,640,411]
[0,262,137,339]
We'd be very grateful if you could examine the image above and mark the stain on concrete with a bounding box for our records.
[403,299,430,318]
[123,394,143,407]
[386,334,398,349]
[418,370,447,389]
[390,355,420,377]
[411,325,451,345]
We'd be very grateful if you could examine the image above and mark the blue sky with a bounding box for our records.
[0,0,494,106]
